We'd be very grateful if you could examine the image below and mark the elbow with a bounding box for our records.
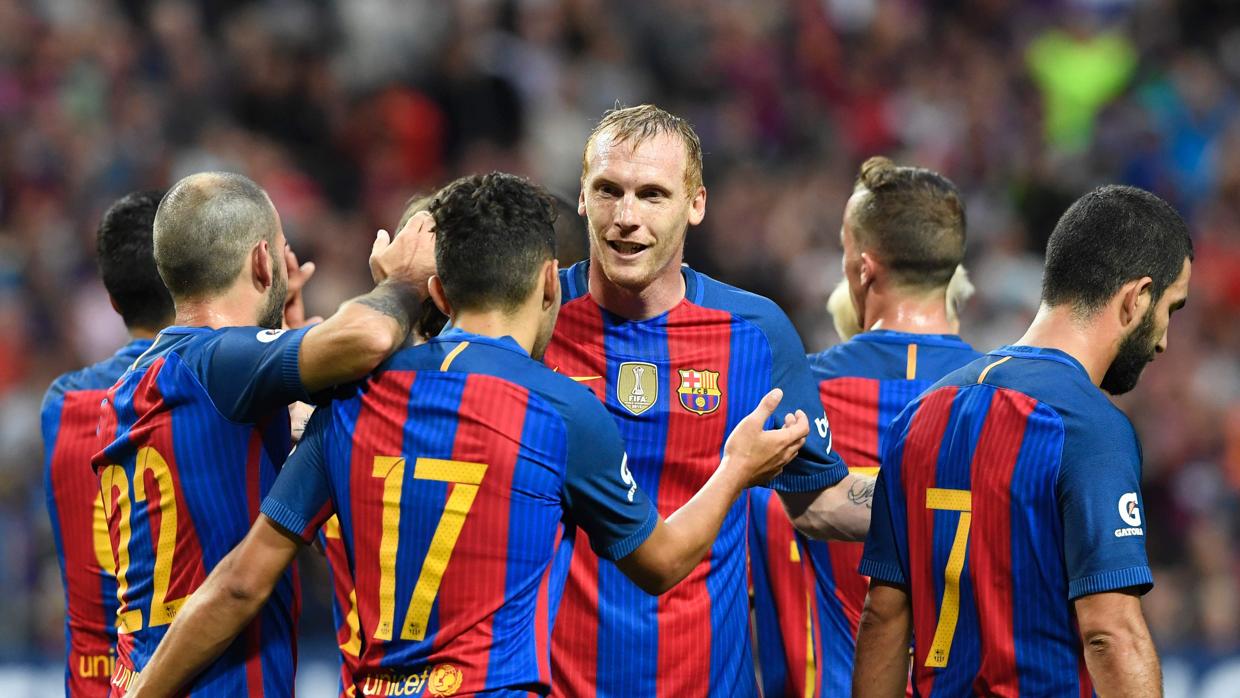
[217,567,275,614]
[1080,623,1148,660]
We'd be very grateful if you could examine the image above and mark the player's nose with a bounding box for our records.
[616,194,640,228]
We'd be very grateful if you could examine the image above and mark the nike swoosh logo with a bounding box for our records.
[570,376,603,382]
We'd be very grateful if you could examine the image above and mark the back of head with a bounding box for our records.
[97,189,175,331]
[397,192,449,340]
[153,172,279,298]
[582,104,704,193]
[430,173,557,312]
[1042,185,1193,313]
[849,156,966,289]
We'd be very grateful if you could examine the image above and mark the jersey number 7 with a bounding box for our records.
[924,487,971,668]
[372,456,489,642]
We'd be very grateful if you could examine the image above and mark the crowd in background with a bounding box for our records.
[0,0,1237,678]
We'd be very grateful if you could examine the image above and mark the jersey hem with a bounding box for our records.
[598,506,659,561]
[1068,565,1153,600]
[858,558,906,585]
[769,462,848,493]
[261,497,316,543]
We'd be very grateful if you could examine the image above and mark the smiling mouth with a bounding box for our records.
[608,241,649,255]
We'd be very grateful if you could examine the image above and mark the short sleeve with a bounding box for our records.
[198,326,312,423]
[261,408,334,542]
[760,311,848,492]
[561,399,658,561]
[858,436,907,585]
[1057,447,1153,599]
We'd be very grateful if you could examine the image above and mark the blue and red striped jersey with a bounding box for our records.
[93,325,311,697]
[262,328,658,697]
[42,338,152,697]
[546,262,846,698]
[750,330,980,696]
[862,345,1154,696]
[321,516,362,697]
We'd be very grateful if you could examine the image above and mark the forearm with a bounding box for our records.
[128,568,269,696]
[299,280,422,392]
[781,472,874,541]
[852,583,912,698]
[1082,628,1162,697]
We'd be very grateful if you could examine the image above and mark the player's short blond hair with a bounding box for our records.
[581,104,704,195]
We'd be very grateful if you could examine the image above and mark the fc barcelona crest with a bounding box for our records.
[617,361,658,415]
[677,368,722,415]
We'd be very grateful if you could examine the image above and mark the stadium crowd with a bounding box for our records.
[0,0,1237,682]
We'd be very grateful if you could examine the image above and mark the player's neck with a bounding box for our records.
[451,309,538,356]
[1015,304,1113,387]
[587,260,686,321]
[864,287,957,335]
[172,291,262,330]
[127,325,164,340]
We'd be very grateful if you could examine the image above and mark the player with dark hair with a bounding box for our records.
[546,104,871,698]
[94,171,436,696]
[855,185,1192,696]
[121,171,809,697]
[749,157,982,697]
[42,190,174,697]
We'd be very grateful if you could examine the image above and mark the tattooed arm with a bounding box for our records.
[298,213,436,393]
[778,472,874,542]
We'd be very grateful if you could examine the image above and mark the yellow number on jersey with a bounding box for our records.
[924,487,972,668]
[372,456,488,642]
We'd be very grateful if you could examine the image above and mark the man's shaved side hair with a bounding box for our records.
[582,104,704,193]
[153,172,280,298]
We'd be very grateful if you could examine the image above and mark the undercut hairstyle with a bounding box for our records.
[430,173,557,313]
[1042,185,1193,313]
[849,156,967,289]
[96,189,175,330]
[153,172,280,298]
[582,104,704,193]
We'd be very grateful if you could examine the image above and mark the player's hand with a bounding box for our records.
[289,401,314,445]
[370,210,436,299]
[282,245,323,329]
[723,388,809,488]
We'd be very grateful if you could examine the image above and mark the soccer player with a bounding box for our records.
[546,104,872,698]
[749,157,982,696]
[42,190,174,697]
[121,172,810,698]
[94,171,435,696]
[854,185,1192,697]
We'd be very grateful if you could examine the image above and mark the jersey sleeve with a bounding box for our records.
[196,326,312,423]
[261,407,334,542]
[1056,437,1153,600]
[560,398,659,561]
[760,309,848,492]
[858,428,907,585]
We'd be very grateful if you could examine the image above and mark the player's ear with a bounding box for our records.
[1117,276,1153,330]
[252,240,274,291]
[578,186,587,217]
[428,275,452,318]
[542,259,560,311]
[687,185,706,226]
[858,252,877,291]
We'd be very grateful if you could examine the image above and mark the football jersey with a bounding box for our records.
[546,262,846,698]
[93,325,311,697]
[750,331,980,696]
[42,339,152,697]
[862,345,1154,696]
[321,516,362,697]
[262,329,658,697]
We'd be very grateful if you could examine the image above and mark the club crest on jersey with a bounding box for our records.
[617,361,658,415]
[677,368,722,415]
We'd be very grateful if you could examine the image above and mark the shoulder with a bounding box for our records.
[517,365,612,433]
[559,260,591,303]
[691,268,801,348]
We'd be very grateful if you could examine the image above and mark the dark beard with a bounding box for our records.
[257,266,288,330]
[1100,308,1157,395]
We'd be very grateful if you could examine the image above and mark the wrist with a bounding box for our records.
[714,455,750,496]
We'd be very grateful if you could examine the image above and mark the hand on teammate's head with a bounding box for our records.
[723,388,810,488]
[370,210,437,297]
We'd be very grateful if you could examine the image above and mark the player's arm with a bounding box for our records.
[852,580,912,698]
[1074,589,1161,697]
[297,213,436,393]
[612,389,808,594]
[126,516,303,697]
[777,471,874,542]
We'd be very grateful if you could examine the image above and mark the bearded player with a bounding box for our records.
[42,190,174,697]
[94,171,435,696]
[122,172,810,697]
[546,105,873,697]
[749,157,982,696]
[855,185,1190,696]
